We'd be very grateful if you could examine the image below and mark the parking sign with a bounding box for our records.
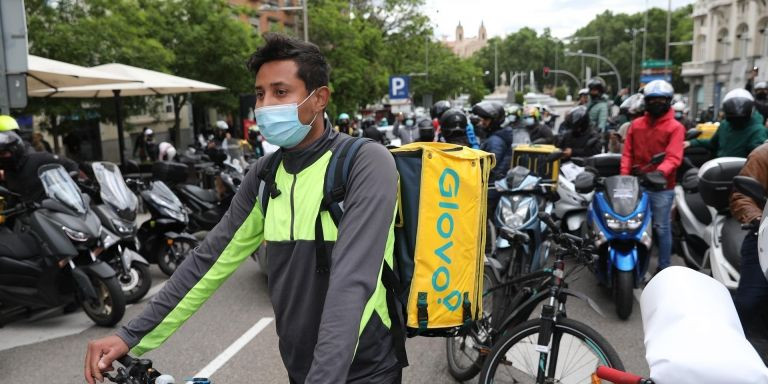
[389,75,410,100]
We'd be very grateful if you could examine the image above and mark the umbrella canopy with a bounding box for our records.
[28,63,226,166]
[29,63,225,97]
[26,55,139,92]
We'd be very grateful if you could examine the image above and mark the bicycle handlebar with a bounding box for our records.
[596,366,654,384]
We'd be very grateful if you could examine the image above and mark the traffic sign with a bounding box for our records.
[642,60,673,69]
[389,75,410,100]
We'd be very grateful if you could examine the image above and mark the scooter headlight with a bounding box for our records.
[502,199,530,229]
[604,213,622,231]
[161,207,187,222]
[62,226,89,242]
[111,218,135,235]
[626,213,644,230]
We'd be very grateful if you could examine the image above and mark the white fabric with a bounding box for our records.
[25,55,137,92]
[157,142,175,161]
[640,266,768,384]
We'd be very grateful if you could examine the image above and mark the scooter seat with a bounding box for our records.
[179,184,219,204]
[721,217,747,271]
[0,233,42,260]
[684,191,712,226]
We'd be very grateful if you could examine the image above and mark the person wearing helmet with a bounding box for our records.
[730,142,768,360]
[620,80,684,273]
[586,78,609,132]
[0,130,78,203]
[0,115,19,132]
[539,105,558,130]
[247,124,265,158]
[132,127,151,162]
[392,112,419,145]
[753,81,768,125]
[577,88,589,106]
[672,100,695,129]
[335,113,355,136]
[557,106,601,159]
[430,100,451,121]
[503,104,522,129]
[685,89,767,158]
[439,108,470,147]
[474,100,513,208]
[609,93,645,153]
[521,105,554,145]
[360,116,386,144]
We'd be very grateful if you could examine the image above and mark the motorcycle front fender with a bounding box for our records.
[610,246,638,272]
[122,248,150,271]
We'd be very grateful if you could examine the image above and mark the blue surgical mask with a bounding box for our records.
[524,117,535,126]
[254,89,318,148]
[405,119,414,127]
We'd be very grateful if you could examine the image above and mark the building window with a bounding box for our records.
[759,18,768,57]
[716,28,729,61]
[736,24,750,58]
[696,34,706,61]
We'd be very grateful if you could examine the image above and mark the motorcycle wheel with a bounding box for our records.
[157,237,197,276]
[119,262,152,304]
[614,270,634,320]
[79,273,126,327]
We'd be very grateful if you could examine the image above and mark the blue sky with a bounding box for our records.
[424,0,697,40]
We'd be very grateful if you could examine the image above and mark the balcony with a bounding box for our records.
[681,61,708,77]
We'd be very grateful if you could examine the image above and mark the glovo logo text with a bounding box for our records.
[433,167,462,312]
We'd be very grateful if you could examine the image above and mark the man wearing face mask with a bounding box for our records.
[522,105,554,145]
[685,89,767,158]
[84,34,403,384]
[620,80,684,273]
[392,111,419,145]
[672,101,695,129]
[753,81,768,125]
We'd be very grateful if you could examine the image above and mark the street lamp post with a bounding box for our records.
[565,50,622,92]
[261,1,308,41]
[626,28,645,93]
[567,35,601,74]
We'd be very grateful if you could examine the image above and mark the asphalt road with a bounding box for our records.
[0,248,676,383]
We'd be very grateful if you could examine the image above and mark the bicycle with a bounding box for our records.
[475,212,625,383]
[105,355,210,384]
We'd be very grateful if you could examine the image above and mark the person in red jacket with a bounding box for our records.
[620,80,685,272]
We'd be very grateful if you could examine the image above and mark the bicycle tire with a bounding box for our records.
[445,265,498,381]
[478,317,624,384]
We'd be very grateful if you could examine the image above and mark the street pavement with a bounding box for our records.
[0,254,682,383]
[0,212,677,383]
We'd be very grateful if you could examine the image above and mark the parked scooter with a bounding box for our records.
[492,165,557,277]
[79,162,152,303]
[580,153,667,319]
[698,157,748,291]
[554,161,595,236]
[152,161,228,232]
[672,129,713,271]
[0,165,125,326]
[126,177,198,276]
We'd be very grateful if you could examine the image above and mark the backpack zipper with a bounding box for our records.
[290,173,297,241]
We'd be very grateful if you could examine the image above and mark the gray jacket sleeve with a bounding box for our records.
[115,159,267,355]
[304,143,399,383]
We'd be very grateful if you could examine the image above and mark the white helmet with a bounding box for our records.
[672,101,686,112]
[215,120,229,130]
[144,128,154,136]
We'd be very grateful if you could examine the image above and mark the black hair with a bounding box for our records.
[246,33,330,92]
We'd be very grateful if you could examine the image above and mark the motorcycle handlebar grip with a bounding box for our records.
[595,366,646,384]
[117,355,135,367]
[537,212,560,234]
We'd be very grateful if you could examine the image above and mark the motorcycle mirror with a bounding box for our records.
[650,152,666,165]
[69,170,79,179]
[0,185,20,197]
[733,176,767,207]
[685,128,702,140]
[574,172,596,193]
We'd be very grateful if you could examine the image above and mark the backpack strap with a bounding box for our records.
[256,149,284,216]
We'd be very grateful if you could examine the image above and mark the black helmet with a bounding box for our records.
[0,130,25,170]
[439,108,468,139]
[417,117,435,141]
[587,78,605,94]
[361,116,376,129]
[430,100,452,119]
[471,101,505,130]
[722,88,754,125]
[565,106,590,132]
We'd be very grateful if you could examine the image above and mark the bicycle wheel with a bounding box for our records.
[478,318,624,384]
[445,265,497,381]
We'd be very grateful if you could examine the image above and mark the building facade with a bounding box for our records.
[681,0,768,118]
[229,0,300,36]
[443,22,488,58]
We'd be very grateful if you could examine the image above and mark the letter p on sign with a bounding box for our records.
[389,75,410,100]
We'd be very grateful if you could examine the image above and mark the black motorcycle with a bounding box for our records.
[126,177,198,276]
[80,162,152,303]
[0,164,125,326]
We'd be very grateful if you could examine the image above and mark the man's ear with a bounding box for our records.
[313,86,330,113]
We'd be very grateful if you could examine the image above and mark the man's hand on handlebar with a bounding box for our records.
[85,335,130,384]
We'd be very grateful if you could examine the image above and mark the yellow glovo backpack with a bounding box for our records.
[258,137,494,366]
[389,142,494,336]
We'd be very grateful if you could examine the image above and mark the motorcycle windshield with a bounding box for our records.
[150,180,184,210]
[39,165,87,214]
[93,161,138,221]
[604,176,641,217]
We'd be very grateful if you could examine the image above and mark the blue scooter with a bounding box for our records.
[577,153,667,319]
[491,165,558,280]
